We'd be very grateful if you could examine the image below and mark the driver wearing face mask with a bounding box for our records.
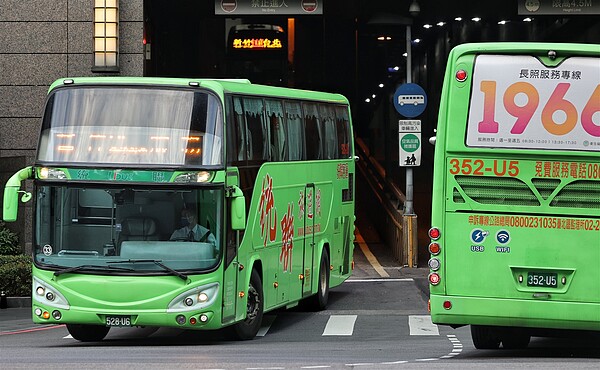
[170,208,216,246]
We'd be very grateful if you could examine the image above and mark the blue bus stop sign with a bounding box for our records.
[394,83,427,118]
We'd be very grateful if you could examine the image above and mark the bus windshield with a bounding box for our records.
[37,86,223,167]
[34,185,223,273]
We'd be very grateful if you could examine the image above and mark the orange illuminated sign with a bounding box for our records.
[232,38,283,50]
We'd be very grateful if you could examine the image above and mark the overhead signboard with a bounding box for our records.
[215,0,322,15]
[518,0,600,15]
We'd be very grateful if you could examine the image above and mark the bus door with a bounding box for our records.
[221,215,240,324]
[302,183,315,297]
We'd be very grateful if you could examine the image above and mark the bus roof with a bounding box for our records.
[48,77,350,105]
[449,42,600,58]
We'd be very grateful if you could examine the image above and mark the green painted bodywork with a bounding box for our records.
[7,77,355,331]
[430,43,600,331]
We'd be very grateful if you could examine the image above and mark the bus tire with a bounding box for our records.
[233,269,263,340]
[307,249,330,311]
[471,325,501,349]
[66,324,110,342]
[501,328,530,349]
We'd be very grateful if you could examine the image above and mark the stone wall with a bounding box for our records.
[0,0,144,245]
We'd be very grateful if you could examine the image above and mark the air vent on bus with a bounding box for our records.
[550,180,600,209]
[454,176,540,206]
[453,188,465,203]
[531,178,560,200]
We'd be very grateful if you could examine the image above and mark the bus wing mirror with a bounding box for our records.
[2,166,33,222]
[228,185,246,230]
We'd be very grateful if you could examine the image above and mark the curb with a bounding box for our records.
[1,297,31,309]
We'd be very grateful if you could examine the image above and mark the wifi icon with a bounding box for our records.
[496,230,510,244]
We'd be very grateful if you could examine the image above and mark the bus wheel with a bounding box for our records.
[66,324,110,342]
[501,328,531,349]
[307,249,330,311]
[471,325,501,349]
[233,269,263,340]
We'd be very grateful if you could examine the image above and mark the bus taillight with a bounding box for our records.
[443,300,452,310]
[428,227,440,240]
[428,242,440,255]
[429,273,441,285]
[455,69,467,82]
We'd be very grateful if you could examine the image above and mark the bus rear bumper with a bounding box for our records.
[430,295,600,331]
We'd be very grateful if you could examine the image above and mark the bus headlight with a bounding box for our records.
[167,283,219,313]
[33,277,70,310]
[174,171,213,183]
[39,167,67,180]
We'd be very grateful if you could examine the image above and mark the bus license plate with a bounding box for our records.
[105,315,131,327]
[527,272,557,288]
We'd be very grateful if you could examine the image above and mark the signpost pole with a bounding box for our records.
[403,24,417,267]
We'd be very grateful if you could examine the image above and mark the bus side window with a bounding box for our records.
[230,97,248,163]
[303,102,322,160]
[319,104,338,160]
[243,97,269,161]
[265,99,286,162]
[284,101,305,160]
[335,106,351,158]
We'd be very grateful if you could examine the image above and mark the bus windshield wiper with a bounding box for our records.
[54,264,135,276]
[108,259,188,281]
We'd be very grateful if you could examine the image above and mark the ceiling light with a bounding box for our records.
[413,38,421,43]
[379,83,384,88]
[472,17,481,22]
[498,20,508,25]
[437,22,446,27]
[455,17,462,21]
[423,24,433,29]
[523,17,533,22]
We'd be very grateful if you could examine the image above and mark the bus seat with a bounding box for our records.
[118,217,160,248]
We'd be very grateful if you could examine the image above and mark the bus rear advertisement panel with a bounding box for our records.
[429,42,600,350]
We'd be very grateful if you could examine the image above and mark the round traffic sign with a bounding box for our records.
[394,83,427,118]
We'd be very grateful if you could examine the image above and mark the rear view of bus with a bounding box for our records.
[429,43,600,349]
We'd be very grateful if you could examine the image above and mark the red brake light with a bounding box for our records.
[443,300,452,310]
[429,273,441,285]
[429,227,441,240]
[456,69,468,82]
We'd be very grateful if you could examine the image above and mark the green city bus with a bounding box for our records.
[428,43,600,349]
[2,77,355,341]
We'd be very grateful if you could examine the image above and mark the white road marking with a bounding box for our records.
[345,278,414,283]
[408,315,439,335]
[322,315,357,336]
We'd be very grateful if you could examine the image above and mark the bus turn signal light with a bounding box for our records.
[428,242,440,255]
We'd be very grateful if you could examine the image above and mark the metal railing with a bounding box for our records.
[355,137,416,266]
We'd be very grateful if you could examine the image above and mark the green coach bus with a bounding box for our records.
[428,43,600,349]
[2,77,355,341]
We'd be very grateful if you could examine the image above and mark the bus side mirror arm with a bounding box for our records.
[227,185,246,230]
[3,166,34,222]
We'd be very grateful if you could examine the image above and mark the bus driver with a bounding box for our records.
[170,208,217,246]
